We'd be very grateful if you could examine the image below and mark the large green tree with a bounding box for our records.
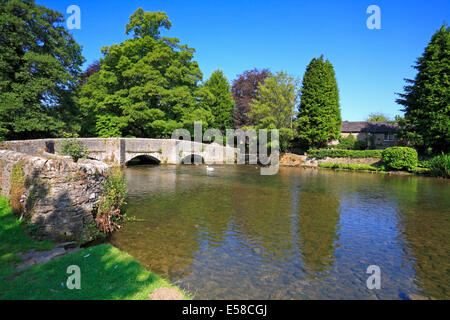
[296,56,341,149]
[0,0,84,140]
[202,70,234,131]
[79,8,213,138]
[248,71,298,151]
[397,24,450,154]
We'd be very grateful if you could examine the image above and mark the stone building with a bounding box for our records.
[339,121,399,149]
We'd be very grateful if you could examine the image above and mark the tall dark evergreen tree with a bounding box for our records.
[0,0,84,140]
[203,70,234,131]
[296,56,341,148]
[396,24,450,154]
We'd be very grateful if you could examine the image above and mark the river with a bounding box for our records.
[109,165,450,299]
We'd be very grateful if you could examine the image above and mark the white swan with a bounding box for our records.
[206,165,214,172]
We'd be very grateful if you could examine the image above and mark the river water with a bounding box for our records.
[109,165,450,299]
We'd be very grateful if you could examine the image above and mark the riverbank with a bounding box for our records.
[279,153,432,176]
[0,196,189,300]
[317,162,431,175]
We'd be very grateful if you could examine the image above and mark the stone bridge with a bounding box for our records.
[0,138,238,165]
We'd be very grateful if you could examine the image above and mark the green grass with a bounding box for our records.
[0,196,54,282]
[0,196,190,300]
[318,162,431,175]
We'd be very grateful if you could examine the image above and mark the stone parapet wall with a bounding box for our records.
[0,138,239,165]
[0,138,123,164]
[0,150,109,243]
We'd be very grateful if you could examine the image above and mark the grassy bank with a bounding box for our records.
[318,162,431,175]
[0,196,188,300]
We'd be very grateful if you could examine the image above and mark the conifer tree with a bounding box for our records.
[397,24,450,154]
[203,70,235,131]
[296,56,341,149]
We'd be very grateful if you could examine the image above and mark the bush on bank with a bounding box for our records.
[428,154,450,178]
[381,147,418,171]
[307,149,382,159]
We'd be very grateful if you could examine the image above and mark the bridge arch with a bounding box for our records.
[181,154,204,165]
[125,154,161,166]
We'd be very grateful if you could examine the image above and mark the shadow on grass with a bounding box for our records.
[0,244,187,300]
[0,197,53,279]
[0,197,189,300]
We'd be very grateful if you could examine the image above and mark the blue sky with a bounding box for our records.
[38,0,449,121]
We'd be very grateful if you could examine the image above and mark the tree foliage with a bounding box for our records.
[296,56,341,149]
[248,72,298,151]
[396,24,450,155]
[232,68,271,128]
[202,70,234,131]
[80,60,101,86]
[79,8,212,138]
[0,0,84,140]
[367,113,390,122]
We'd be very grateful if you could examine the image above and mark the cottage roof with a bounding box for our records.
[341,121,398,133]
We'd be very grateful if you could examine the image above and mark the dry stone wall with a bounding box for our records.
[0,150,109,243]
[279,153,381,167]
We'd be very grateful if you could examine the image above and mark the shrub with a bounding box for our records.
[428,154,450,178]
[335,135,356,150]
[94,166,127,234]
[307,149,382,159]
[354,140,368,150]
[59,135,89,162]
[331,136,367,150]
[381,147,418,171]
[417,159,432,168]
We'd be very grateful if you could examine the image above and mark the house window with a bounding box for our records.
[384,132,395,141]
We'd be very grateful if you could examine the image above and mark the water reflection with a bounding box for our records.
[109,165,450,299]
[387,176,450,299]
[296,177,340,278]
